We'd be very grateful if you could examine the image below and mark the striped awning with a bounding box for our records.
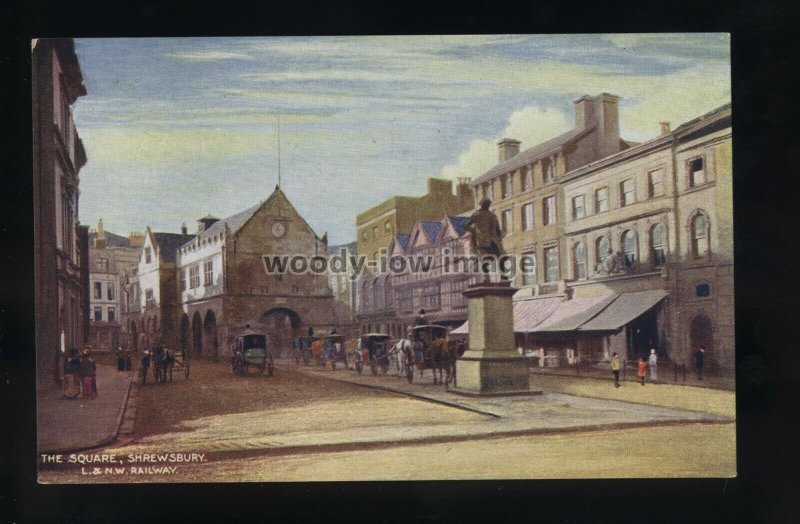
[577,290,668,332]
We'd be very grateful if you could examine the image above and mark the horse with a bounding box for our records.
[389,338,412,378]
[152,346,175,383]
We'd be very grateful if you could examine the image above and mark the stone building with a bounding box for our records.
[126,227,194,353]
[176,187,336,359]
[327,241,358,337]
[87,220,142,352]
[453,102,733,374]
[356,177,474,263]
[470,93,636,297]
[357,215,478,337]
[32,38,90,383]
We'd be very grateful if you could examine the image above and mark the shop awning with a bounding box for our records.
[531,295,617,333]
[450,296,563,335]
[577,289,668,332]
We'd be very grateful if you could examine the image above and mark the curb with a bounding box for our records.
[531,370,734,391]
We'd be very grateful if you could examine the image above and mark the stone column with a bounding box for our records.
[453,282,533,396]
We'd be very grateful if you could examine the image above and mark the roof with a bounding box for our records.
[153,232,194,263]
[578,290,668,332]
[420,220,442,242]
[194,202,261,243]
[472,125,594,185]
[395,234,411,251]
[447,216,470,237]
[451,296,563,334]
[532,295,616,332]
[89,230,132,248]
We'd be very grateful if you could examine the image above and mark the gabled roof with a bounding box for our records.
[193,202,261,243]
[420,221,442,243]
[473,125,595,185]
[395,234,410,251]
[89,230,132,248]
[152,232,194,263]
[446,216,470,237]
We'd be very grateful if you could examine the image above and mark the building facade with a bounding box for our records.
[356,177,474,263]
[176,187,337,359]
[327,241,358,337]
[88,220,142,352]
[32,38,89,383]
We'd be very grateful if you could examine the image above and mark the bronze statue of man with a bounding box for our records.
[466,197,505,280]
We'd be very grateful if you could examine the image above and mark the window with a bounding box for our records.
[543,160,554,183]
[522,252,537,286]
[689,157,705,187]
[107,283,115,300]
[384,220,392,232]
[502,209,513,234]
[596,235,610,264]
[94,282,102,299]
[108,307,116,322]
[372,225,378,239]
[595,187,609,213]
[620,179,635,207]
[573,241,587,279]
[544,247,559,283]
[502,174,512,199]
[521,166,532,192]
[696,283,711,297]
[543,196,556,225]
[145,289,155,308]
[179,269,186,292]
[145,247,152,264]
[622,230,637,268]
[96,257,108,271]
[204,260,213,286]
[361,230,368,241]
[572,195,585,220]
[648,169,665,198]
[94,306,102,322]
[651,224,667,267]
[521,203,534,231]
[692,214,709,258]
[189,265,200,289]
[484,182,494,202]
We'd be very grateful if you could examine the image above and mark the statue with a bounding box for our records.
[466,197,505,282]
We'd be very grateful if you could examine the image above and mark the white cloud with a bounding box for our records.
[440,106,571,181]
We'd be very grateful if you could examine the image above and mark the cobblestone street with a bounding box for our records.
[39,358,734,482]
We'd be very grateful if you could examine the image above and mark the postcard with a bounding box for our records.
[34,35,733,483]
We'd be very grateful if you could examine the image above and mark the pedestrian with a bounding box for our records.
[307,325,314,338]
[611,352,621,388]
[637,357,648,386]
[79,349,97,399]
[116,346,126,372]
[62,347,81,399]
[141,350,151,385]
[414,309,428,327]
[694,345,706,380]
[648,348,658,381]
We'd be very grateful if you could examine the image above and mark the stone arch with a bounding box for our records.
[686,209,711,259]
[180,313,191,353]
[203,310,218,359]
[260,307,302,356]
[192,311,203,356]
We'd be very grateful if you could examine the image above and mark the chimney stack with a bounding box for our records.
[659,121,671,135]
[95,219,107,248]
[197,215,220,233]
[181,222,188,236]
[497,138,521,163]
[574,93,622,159]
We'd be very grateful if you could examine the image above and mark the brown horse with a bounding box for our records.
[417,337,453,385]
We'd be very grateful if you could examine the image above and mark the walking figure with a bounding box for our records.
[648,348,658,381]
[611,352,621,388]
[637,357,647,386]
[694,345,706,380]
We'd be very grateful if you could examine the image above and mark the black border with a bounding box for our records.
[4,1,800,522]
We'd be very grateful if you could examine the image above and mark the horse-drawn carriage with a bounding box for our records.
[231,327,274,376]
[403,325,464,386]
[141,346,189,385]
[352,333,392,375]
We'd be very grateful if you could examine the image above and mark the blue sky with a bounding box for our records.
[72,35,730,244]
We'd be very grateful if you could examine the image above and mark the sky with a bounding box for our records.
[72,35,730,245]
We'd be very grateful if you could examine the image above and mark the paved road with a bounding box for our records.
[38,359,734,483]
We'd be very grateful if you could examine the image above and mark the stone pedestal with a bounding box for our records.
[452,282,533,396]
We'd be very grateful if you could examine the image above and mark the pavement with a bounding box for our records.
[102,360,731,457]
[37,364,133,453]
[531,364,735,391]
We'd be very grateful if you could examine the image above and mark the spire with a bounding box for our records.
[277,114,282,189]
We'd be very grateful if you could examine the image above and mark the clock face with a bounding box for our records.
[271,221,286,238]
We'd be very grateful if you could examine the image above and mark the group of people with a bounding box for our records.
[610,345,708,388]
[61,347,97,400]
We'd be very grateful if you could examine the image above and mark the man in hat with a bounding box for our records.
[466,197,505,281]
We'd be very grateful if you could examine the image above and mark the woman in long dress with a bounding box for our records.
[62,348,81,399]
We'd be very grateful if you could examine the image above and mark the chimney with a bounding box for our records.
[456,177,473,205]
[181,222,188,236]
[197,215,220,233]
[497,139,521,163]
[95,218,107,249]
[573,95,596,131]
[574,93,622,159]
[659,121,671,135]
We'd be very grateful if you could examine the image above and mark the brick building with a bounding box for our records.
[32,38,89,383]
